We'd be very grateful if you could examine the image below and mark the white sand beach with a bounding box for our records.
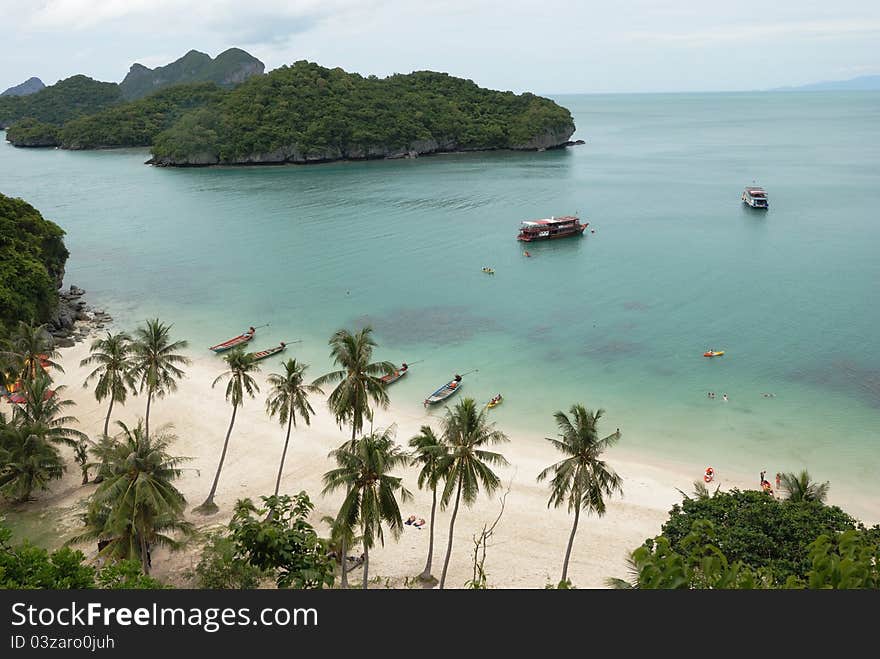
[9,336,878,589]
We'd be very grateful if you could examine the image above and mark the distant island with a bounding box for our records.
[1,77,45,97]
[0,48,264,133]
[1,52,575,164]
[772,74,880,92]
[119,48,264,100]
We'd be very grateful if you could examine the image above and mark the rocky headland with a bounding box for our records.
[48,285,114,348]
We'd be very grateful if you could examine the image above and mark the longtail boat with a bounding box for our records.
[210,327,256,353]
[248,343,287,362]
[380,363,409,385]
[424,374,463,406]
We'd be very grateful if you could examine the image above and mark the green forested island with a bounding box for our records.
[150,62,576,165]
[0,193,68,331]
[2,54,576,165]
[0,48,264,139]
[0,75,122,129]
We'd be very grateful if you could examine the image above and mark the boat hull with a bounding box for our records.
[517,226,586,242]
[249,345,286,362]
[210,334,254,353]
[425,381,462,405]
[381,369,407,385]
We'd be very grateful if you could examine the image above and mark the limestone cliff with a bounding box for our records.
[119,48,264,100]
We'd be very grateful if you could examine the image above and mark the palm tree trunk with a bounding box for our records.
[439,477,463,589]
[139,534,150,575]
[196,404,237,514]
[340,537,349,589]
[362,542,369,589]
[144,389,153,439]
[561,503,581,584]
[420,484,438,581]
[103,397,115,438]
[273,415,293,497]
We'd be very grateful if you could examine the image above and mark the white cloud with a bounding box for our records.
[624,19,880,47]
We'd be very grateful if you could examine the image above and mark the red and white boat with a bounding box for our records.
[516,216,587,242]
[209,327,256,353]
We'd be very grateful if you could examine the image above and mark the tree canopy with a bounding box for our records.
[654,489,863,583]
[0,75,121,129]
[148,62,576,164]
[0,193,68,330]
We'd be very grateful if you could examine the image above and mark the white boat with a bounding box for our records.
[742,185,769,209]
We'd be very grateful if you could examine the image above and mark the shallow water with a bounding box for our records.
[2,91,878,513]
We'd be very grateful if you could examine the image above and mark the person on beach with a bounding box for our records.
[405,515,416,525]
[776,472,781,490]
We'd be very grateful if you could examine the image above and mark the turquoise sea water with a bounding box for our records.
[2,92,879,515]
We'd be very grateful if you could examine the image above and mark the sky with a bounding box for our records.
[2,0,879,94]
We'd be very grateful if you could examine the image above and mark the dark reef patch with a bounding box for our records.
[351,305,500,346]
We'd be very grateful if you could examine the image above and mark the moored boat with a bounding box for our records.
[424,374,463,406]
[248,342,287,362]
[742,185,769,209]
[516,215,587,242]
[381,362,409,385]
[210,326,256,353]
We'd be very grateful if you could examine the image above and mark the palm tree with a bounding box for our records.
[0,424,64,502]
[322,427,412,589]
[313,327,394,441]
[266,358,323,497]
[537,405,622,585]
[437,398,509,589]
[13,373,86,448]
[81,332,136,438]
[71,420,193,573]
[195,347,260,515]
[1,320,63,381]
[409,425,449,582]
[779,470,829,503]
[130,319,190,439]
[73,440,92,485]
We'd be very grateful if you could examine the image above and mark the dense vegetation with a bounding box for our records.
[119,48,263,100]
[150,61,575,164]
[0,75,121,128]
[608,485,880,589]
[1,48,261,146]
[0,194,68,330]
[3,58,574,162]
[4,118,60,147]
[614,521,880,589]
[0,520,163,588]
[60,83,225,149]
[657,489,859,582]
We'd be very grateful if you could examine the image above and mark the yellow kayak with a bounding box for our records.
[703,350,725,357]
[487,395,503,408]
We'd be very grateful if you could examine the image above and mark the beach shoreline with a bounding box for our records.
[4,328,876,589]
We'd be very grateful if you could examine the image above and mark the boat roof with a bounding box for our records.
[521,215,579,226]
[745,186,765,192]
